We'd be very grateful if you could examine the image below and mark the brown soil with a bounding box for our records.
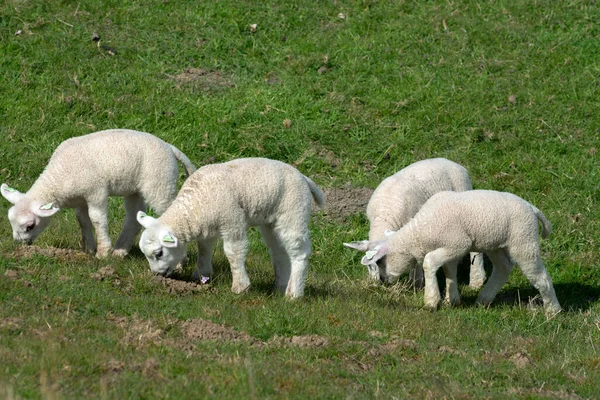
[154,276,208,295]
[367,336,418,357]
[10,245,88,262]
[182,318,259,344]
[322,184,373,220]
[509,352,532,369]
[90,266,116,281]
[172,68,234,92]
[0,317,21,330]
[111,315,168,347]
[268,334,330,348]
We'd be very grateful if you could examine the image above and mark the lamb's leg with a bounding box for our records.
[281,229,311,299]
[423,248,464,309]
[469,252,486,289]
[259,225,291,293]
[75,206,96,255]
[222,231,251,294]
[515,257,561,316]
[476,249,514,306]
[442,260,461,305]
[192,238,216,281]
[113,194,145,257]
[410,265,425,289]
[87,199,112,258]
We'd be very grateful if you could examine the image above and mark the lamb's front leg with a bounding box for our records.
[222,232,250,294]
[423,248,462,309]
[87,199,112,258]
[76,206,96,255]
[192,237,216,281]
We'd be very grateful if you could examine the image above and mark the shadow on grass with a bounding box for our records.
[457,282,600,313]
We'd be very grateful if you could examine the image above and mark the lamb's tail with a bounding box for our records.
[169,145,197,177]
[531,204,552,239]
[303,176,325,209]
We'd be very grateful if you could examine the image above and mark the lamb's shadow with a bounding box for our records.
[457,282,600,313]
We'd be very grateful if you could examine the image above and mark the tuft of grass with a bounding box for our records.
[1,0,600,398]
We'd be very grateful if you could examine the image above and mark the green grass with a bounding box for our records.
[1,0,600,398]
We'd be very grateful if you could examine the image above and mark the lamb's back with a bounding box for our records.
[42,130,174,196]
[367,158,472,228]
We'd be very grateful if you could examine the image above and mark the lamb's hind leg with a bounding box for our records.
[280,227,311,299]
[259,224,292,293]
[476,249,514,307]
[513,253,561,316]
[76,205,96,255]
[222,229,251,294]
[113,194,145,257]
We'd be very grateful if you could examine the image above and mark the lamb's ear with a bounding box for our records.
[160,233,178,248]
[361,243,389,266]
[343,240,370,252]
[137,211,156,228]
[32,202,60,217]
[1,184,24,204]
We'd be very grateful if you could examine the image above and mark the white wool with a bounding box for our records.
[363,190,561,315]
[137,157,325,299]
[348,158,485,288]
[1,129,196,257]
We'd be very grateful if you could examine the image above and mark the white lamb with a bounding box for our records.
[136,157,325,299]
[347,190,561,315]
[344,158,485,288]
[1,129,196,258]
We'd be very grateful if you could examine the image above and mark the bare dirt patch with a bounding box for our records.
[509,351,532,369]
[154,276,209,295]
[322,184,373,220]
[0,317,22,330]
[10,245,88,262]
[181,318,259,344]
[110,315,169,348]
[171,68,234,92]
[268,334,330,348]
[367,336,418,357]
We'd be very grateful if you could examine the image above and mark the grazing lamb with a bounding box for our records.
[1,129,196,258]
[346,190,561,316]
[136,157,325,299]
[344,158,485,288]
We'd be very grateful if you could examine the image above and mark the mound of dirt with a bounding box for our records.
[110,316,168,347]
[172,68,234,92]
[182,318,259,344]
[154,276,208,295]
[10,245,88,262]
[322,185,373,220]
[268,334,330,348]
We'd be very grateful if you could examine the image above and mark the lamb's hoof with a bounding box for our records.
[469,278,486,290]
[231,282,251,294]
[544,305,562,318]
[112,249,128,258]
[95,250,111,259]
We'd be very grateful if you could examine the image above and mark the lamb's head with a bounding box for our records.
[343,235,415,284]
[137,211,186,277]
[1,184,60,244]
[343,229,398,281]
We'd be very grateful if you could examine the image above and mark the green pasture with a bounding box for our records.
[1,0,599,398]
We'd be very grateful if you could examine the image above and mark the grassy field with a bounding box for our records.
[1,0,600,398]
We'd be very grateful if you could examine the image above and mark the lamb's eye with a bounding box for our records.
[154,250,163,260]
[25,223,35,232]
